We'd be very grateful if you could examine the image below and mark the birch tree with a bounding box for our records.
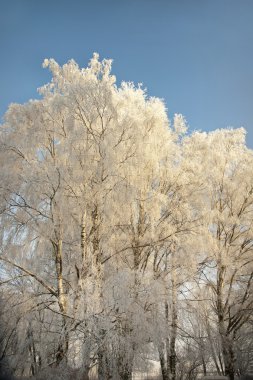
[185,129,253,380]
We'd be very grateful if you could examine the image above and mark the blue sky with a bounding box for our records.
[1,0,253,146]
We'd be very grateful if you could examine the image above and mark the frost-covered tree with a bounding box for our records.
[0,54,253,380]
[184,129,253,380]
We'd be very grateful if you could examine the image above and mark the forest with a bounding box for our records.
[0,54,252,380]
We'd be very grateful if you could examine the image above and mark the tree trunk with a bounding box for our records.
[118,351,134,380]
[158,343,169,380]
[216,259,235,380]
[28,328,37,376]
[169,250,177,380]
[220,334,235,380]
[53,239,69,365]
[201,355,207,376]
[98,345,112,380]
[206,318,222,375]
[73,211,88,317]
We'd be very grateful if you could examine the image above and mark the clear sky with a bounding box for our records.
[1,0,253,147]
